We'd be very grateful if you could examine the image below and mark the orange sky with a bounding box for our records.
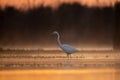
[0,0,118,10]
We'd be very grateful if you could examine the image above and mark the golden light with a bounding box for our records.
[0,69,116,80]
[0,0,118,10]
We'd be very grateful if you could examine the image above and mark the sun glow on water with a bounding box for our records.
[0,69,116,80]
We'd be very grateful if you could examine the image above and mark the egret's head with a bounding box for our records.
[53,31,58,35]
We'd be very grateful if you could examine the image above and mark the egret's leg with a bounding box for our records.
[67,54,69,58]
[68,54,70,59]
[70,54,71,58]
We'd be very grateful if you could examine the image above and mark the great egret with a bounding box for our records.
[53,31,79,58]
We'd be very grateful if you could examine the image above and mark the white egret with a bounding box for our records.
[53,31,79,58]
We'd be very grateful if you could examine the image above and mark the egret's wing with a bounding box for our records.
[61,44,79,53]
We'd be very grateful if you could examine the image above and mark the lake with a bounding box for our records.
[0,50,120,80]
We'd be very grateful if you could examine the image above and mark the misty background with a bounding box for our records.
[0,2,120,50]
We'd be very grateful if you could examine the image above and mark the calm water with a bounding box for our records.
[0,50,120,80]
[0,69,119,80]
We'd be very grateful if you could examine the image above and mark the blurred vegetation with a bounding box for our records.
[0,2,120,50]
[114,2,120,51]
[0,47,3,51]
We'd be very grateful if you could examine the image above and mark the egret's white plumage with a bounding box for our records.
[53,31,79,57]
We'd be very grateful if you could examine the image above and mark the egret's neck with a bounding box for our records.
[56,33,62,46]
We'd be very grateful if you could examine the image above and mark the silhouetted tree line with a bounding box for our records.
[0,2,119,50]
[114,2,120,50]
